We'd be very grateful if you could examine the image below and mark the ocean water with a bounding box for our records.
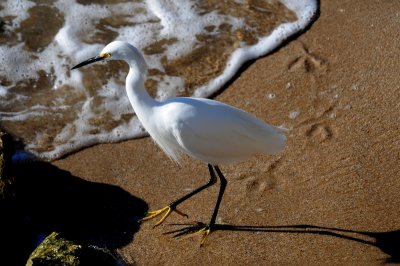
[0,0,317,161]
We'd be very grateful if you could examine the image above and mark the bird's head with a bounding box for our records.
[71,41,139,70]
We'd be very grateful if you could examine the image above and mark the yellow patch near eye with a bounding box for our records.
[101,52,111,58]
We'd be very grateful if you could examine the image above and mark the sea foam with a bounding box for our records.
[0,0,318,160]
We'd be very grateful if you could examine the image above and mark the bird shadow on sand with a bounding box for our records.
[165,223,400,263]
[0,150,148,266]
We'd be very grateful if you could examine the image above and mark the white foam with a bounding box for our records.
[146,0,244,61]
[0,85,7,97]
[156,76,185,100]
[0,0,35,29]
[194,0,318,97]
[0,0,318,160]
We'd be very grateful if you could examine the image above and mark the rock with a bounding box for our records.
[26,232,81,266]
[0,132,6,178]
[0,178,13,200]
[0,132,15,200]
[26,232,123,266]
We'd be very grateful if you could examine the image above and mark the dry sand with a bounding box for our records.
[54,0,400,264]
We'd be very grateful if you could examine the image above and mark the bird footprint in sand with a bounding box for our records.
[287,42,328,76]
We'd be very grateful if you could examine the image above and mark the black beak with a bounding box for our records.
[71,55,106,70]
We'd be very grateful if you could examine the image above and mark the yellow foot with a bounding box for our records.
[141,205,188,227]
[197,225,213,247]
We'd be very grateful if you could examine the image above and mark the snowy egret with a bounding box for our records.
[72,41,287,245]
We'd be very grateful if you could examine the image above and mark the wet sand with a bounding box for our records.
[54,1,400,264]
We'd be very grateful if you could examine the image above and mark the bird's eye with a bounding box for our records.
[101,52,111,58]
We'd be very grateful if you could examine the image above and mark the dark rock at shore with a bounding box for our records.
[0,132,15,200]
[26,232,124,266]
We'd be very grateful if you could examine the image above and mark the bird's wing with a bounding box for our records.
[159,98,286,164]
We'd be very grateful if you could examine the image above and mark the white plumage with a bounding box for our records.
[94,41,287,165]
[156,97,287,164]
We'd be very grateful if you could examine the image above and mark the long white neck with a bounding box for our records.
[124,52,158,125]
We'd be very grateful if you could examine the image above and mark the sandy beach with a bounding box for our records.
[48,0,400,264]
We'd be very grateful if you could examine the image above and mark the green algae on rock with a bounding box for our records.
[26,232,123,266]
[26,232,81,266]
[0,178,14,200]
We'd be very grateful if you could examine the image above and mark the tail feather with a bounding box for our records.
[261,125,287,155]
[234,108,287,155]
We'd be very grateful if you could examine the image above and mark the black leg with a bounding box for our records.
[141,163,218,226]
[170,164,218,207]
[195,165,227,246]
[208,165,227,226]
[163,165,228,245]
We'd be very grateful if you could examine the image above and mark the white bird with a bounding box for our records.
[72,41,287,245]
